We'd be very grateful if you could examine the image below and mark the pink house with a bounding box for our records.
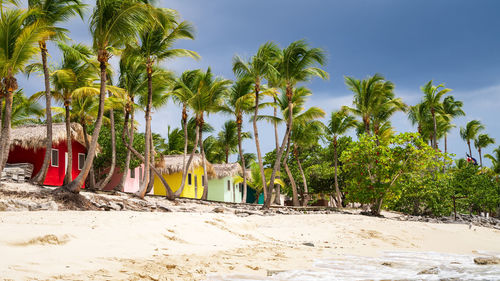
[102,164,153,194]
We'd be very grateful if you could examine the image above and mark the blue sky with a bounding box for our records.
[18,0,500,165]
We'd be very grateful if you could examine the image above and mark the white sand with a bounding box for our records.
[0,211,499,280]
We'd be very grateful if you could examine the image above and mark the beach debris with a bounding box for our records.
[267,269,286,276]
[212,206,225,213]
[302,242,315,247]
[381,262,394,267]
[473,257,500,265]
[156,202,172,212]
[418,266,439,274]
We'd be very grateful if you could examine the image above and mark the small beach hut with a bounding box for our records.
[207,163,243,203]
[153,154,215,199]
[7,123,90,187]
[101,164,149,194]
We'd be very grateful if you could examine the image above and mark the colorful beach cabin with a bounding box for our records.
[207,163,243,203]
[7,123,89,187]
[101,164,149,194]
[153,154,214,199]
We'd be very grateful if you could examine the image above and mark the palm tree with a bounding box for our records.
[326,108,357,207]
[11,90,44,126]
[63,0,148,192]
[233,42,280,202]
[219,78,254,202]
[474,134,495,167]
[442,96,465,153]
[264,40,328,209]
[485,146,500,174]
[460,120,485,158]
[0,9,47,176]
[217,120,251,164]
[421,80,452,150]
[27,0,85,184]
[234,162,285,203]
[131,6,198,198]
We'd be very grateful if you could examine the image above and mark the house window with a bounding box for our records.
[202,175,205,186]
[188,173,192,185]
[130,168,135,178]
[239,184,243,193]
[194,175,198,198]
[78,153,85,170]
[51,149,59,167]
[227,180,231,191]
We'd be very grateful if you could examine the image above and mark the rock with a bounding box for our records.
[212,207,225,213]
[35,201,58,211]
[156,203,172,212]
[381,262,393,267]
[234,210,263,216]
[267,269,285,276]
[302,242,315,247]
[418,266,439,275]
[474,257,500,265]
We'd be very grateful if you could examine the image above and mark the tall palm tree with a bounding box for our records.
[0,9,47,176]
[442,96,465,153]
[326,108,357,207]
[27,0,85,184]
[233,42,280,202]
[485,146,500,174]
[131,6,198,198]
[264,40,328,209]
[63,0,148,192]
[11,90,44,126]
[219,78,254,202]
[217,120,251,164]
[460,120,485,158]
[421,80,452,150]
[474,134,495,167]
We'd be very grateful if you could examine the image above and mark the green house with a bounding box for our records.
[207,163,243,203]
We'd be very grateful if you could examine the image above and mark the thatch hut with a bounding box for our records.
[7,123,90,187]
[207,163,243,203]
[153,154,215,199]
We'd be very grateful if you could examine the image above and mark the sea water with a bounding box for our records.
[208,251,500,281]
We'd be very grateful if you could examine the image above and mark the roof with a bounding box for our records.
[211,163,242,179]
[10,123,90,151]
[156,154,216,178]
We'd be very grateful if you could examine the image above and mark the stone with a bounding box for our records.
[418,266,439,275]
[474,257,500,265]
[156,203,172,212]
[302,242,315,247]
[212,207,225,213]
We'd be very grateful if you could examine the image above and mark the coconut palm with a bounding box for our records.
[11,90,44,126]
[27,0,85,184]
[442,96,465,153]
[264,40,328,208]
[326,107,357,207]
[217,120,251,164]
[474,134,495,167]
[0,9,47,176]
[460,120,485,158]
[130,7,198,198]
[63,0,148,192]
[1,0,18,12]
[219,78,254,202]
[233,42,280,202]
[234,162,285,204]
[421,80,452,150]
[485,146,500,174]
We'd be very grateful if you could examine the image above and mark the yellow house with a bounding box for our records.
[153,154,215,199]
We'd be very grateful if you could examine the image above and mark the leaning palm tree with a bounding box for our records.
[219,78,254,202]
[421,80,452,150]
[233,42,280,202]
[0,9,47,175]
[27,0,85,184]
[130,6,198,198]
[326,107,357,207]
[460,120,485,158]
[63,0,148,192]
[485,146,500,174]
[264,40,328,209]
[474,134,495,167]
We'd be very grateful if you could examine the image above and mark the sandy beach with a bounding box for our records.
[1,209,499,280]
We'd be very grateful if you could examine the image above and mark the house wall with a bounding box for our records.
[7,140,87,187]
[207,177,243,203]
[102,164,148,194]
[153,166,205,199]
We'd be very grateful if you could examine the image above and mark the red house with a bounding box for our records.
[7,123,90,187]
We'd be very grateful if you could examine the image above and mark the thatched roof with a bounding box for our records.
[10,123,90,151]
[212,163,242,179]
[156,154,216,178]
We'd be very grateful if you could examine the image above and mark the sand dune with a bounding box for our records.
[0,211,499,280]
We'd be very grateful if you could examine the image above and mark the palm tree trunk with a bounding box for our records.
[263,84,294,209]
[81,121,96,189]
[181,103,188,185]
[468,140,472,157]
[253,78,267,201]
[177,122,200,197]
[236,118,247,203]
[98,104,116,189]
[445,134,448,154]
[200,118,209,200]
[273,97,281,205]
[364,116,370,135]
[117,106,134,191]
[32,42,53,184]
[63,53,108,193]
[63,102,72,185]
[333,136,342,207]
[479,148,483,167]
[431,108,438,150]
[0,95,4,135]
[136,62,154,198]
[0,85,14,175]
[294,144,309,206]
[283,133,299,206]
[146,127,154,194]
[121,109,174,199]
